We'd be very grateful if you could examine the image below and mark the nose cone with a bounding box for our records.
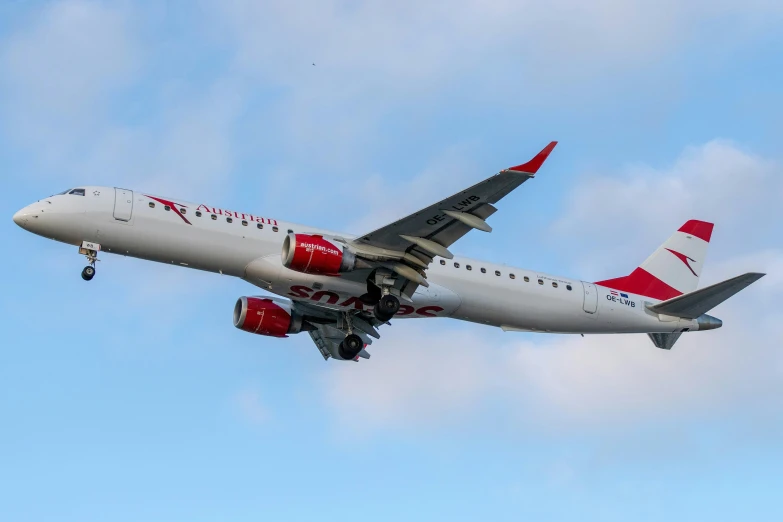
[13,208,29,228]
[696,314,723,331]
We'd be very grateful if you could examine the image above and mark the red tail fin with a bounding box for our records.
[595,220,714,301]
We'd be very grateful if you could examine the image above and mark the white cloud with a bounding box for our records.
[322,322,494,433]
[190,0,783,183]
[210,0,782,92]
[344,143,482,234]
[82,78,245,200]
[0,2,244,199]
[5,1,781,199]
[322,283,782,434]
[550,140,781,279]
[1,0,140,158]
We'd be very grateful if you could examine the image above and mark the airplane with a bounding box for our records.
[12,142,765,360]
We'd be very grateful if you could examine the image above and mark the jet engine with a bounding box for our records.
[233,297,312,337]
[281,233,356,275]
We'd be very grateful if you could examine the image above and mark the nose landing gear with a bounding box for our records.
[78,240,101,282]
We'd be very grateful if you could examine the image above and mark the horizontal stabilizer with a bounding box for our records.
[647,272,765,319]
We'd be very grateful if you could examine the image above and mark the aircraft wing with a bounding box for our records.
[348,141,557,292]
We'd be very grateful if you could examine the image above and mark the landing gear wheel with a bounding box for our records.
[373,294,400,322]
[81,266,95,281]
[338,333,364,360]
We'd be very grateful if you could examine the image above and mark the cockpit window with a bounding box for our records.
[68,188,85,196]
[56,189,72,195]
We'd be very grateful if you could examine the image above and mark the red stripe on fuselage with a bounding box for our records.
[595,268,682,301]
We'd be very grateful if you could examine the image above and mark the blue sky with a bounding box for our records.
[2,1,782,521]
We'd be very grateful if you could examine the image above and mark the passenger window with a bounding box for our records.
[288,229,293,234]
[454,262,460,268]
[68,188,85,196]
[180,208,186,214]
[272,226,279,232]
[552,282,558,288]
[149,202,155,208]
[257,223,263,229]
[164,205,171,211]
[480,268,486,273]
[195,211,202,217]
[510,273,516,279]
[466,265,472,271]
[211,214,217,220]
[524,276,530,282]
[566,284,572,291]
[242,220,248,226]
[440,260,446,265]
[495,270,501,276]
[226,217,233,223]
[538,279,544,285]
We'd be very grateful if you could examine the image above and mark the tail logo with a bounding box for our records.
[665,248,698,276]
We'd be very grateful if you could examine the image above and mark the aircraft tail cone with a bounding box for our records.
[697,314,722,331]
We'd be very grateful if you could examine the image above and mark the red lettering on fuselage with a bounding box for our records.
[338,296,366,310]
[288,285,312,298]
[287,286,445,317]
[312,291,340,305]
[397,305,415,316]
[194,203,277,225]
[416,306,443,317]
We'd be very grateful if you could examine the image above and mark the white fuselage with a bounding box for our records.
[13,187,702,335]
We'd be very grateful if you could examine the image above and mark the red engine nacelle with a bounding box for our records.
[233,297,308,337]
[281,233,356,275]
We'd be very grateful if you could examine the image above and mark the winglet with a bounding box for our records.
[508,141,558,174]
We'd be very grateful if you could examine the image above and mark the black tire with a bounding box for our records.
[359,293,379,306]
[338,333,364,360]
[373,294,400,322]
[81,266,95,281]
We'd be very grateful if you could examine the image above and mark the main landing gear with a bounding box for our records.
[373,294,400,322]
[78,241,101,282]
[338,312,366,360]
[361,271,402,323]
[359,269,402,324]
[338,333,364,360]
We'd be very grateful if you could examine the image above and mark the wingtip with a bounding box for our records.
[508,141,558,174]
